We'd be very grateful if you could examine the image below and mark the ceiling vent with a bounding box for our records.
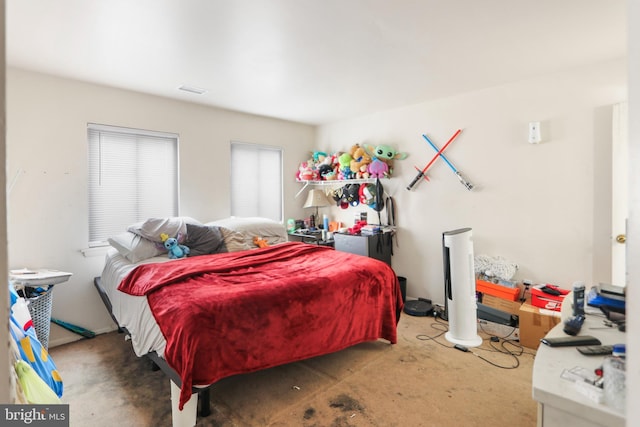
[178,85,207,95]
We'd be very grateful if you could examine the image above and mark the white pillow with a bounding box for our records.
[206,217,288,246]
[108,232,164,263]
[127,217,201,243]
[217,227,253,252]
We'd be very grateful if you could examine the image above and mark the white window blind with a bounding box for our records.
[230,142,283,222]
[88,123,179,246]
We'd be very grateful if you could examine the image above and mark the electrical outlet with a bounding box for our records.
[528,122,541,144]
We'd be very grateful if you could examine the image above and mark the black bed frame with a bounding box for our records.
[93,277,211,417]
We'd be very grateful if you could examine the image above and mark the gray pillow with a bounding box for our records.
[185,224,228,256]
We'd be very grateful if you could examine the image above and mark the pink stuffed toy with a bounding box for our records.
[367,159,389,178]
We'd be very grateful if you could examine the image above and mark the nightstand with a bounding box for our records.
[333,233,392,266]
[288,231,334,247]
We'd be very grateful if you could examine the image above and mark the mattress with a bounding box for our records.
[101,248,172,358]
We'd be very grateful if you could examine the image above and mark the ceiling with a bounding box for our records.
[6,1,627,125]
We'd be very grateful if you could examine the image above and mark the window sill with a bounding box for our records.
[80,246,110,258]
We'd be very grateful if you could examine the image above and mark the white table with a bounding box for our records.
[532,296,625,427]
[10,268,73,287]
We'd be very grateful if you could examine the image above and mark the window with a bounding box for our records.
[88,123,179,246]
[230,142,283,222]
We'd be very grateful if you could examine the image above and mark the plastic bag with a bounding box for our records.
[14,360,61,404]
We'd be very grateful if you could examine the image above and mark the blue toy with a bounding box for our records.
[160,233,190,259]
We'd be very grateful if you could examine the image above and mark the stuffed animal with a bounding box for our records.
[160,233,190,259]
[363,144,408,177]
[317,163,334,179]
[253,236,269,248]
[338,152,353,180]
[367,158,390,178]
[349,144,372,178]
[312,151,328,163]
[363,144,409,162]
[316,152,339,180]
[296,160,319,181]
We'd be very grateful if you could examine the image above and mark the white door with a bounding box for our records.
[611,102,628,287]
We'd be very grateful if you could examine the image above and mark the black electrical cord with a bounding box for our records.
[415,318,534,369]
[415,317,450,346]
[477,321,537,357]
[471,338,521,369]
[478,320,518,340]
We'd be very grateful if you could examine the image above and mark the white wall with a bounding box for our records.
[317,59,627,305]
[626,0,639,423]
[6,68,315,346]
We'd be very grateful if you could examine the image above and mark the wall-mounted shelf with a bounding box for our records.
[295,178,385,198]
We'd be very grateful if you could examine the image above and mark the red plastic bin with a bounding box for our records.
[530,285,569,312]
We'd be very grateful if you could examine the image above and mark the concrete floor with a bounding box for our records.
[49,313,538,426]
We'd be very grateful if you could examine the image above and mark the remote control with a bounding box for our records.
[576,345,613,356]
[563,314,585,336]
[540,335,601,347]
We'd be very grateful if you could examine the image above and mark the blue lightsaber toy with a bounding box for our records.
[421,134,474,191]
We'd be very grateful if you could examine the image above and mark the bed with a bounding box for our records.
[95,216,403,426]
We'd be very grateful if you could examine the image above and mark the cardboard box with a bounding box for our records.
[518,302,562,349]
[480,293,523,316]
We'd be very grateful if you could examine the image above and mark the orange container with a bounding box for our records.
[475,279,520,301]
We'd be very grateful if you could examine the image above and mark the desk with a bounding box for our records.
[532,297,625,427]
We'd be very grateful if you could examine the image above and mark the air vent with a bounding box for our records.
[178,85,207,95]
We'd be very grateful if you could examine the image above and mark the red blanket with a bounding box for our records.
[118,242,403,410]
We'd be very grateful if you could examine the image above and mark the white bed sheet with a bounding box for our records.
[101,249,172,358]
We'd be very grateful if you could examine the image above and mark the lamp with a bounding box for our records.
[303,189,332,229]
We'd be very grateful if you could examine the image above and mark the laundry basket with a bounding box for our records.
[26,287,54,349]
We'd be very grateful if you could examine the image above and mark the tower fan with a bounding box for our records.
[442,228,482,347]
